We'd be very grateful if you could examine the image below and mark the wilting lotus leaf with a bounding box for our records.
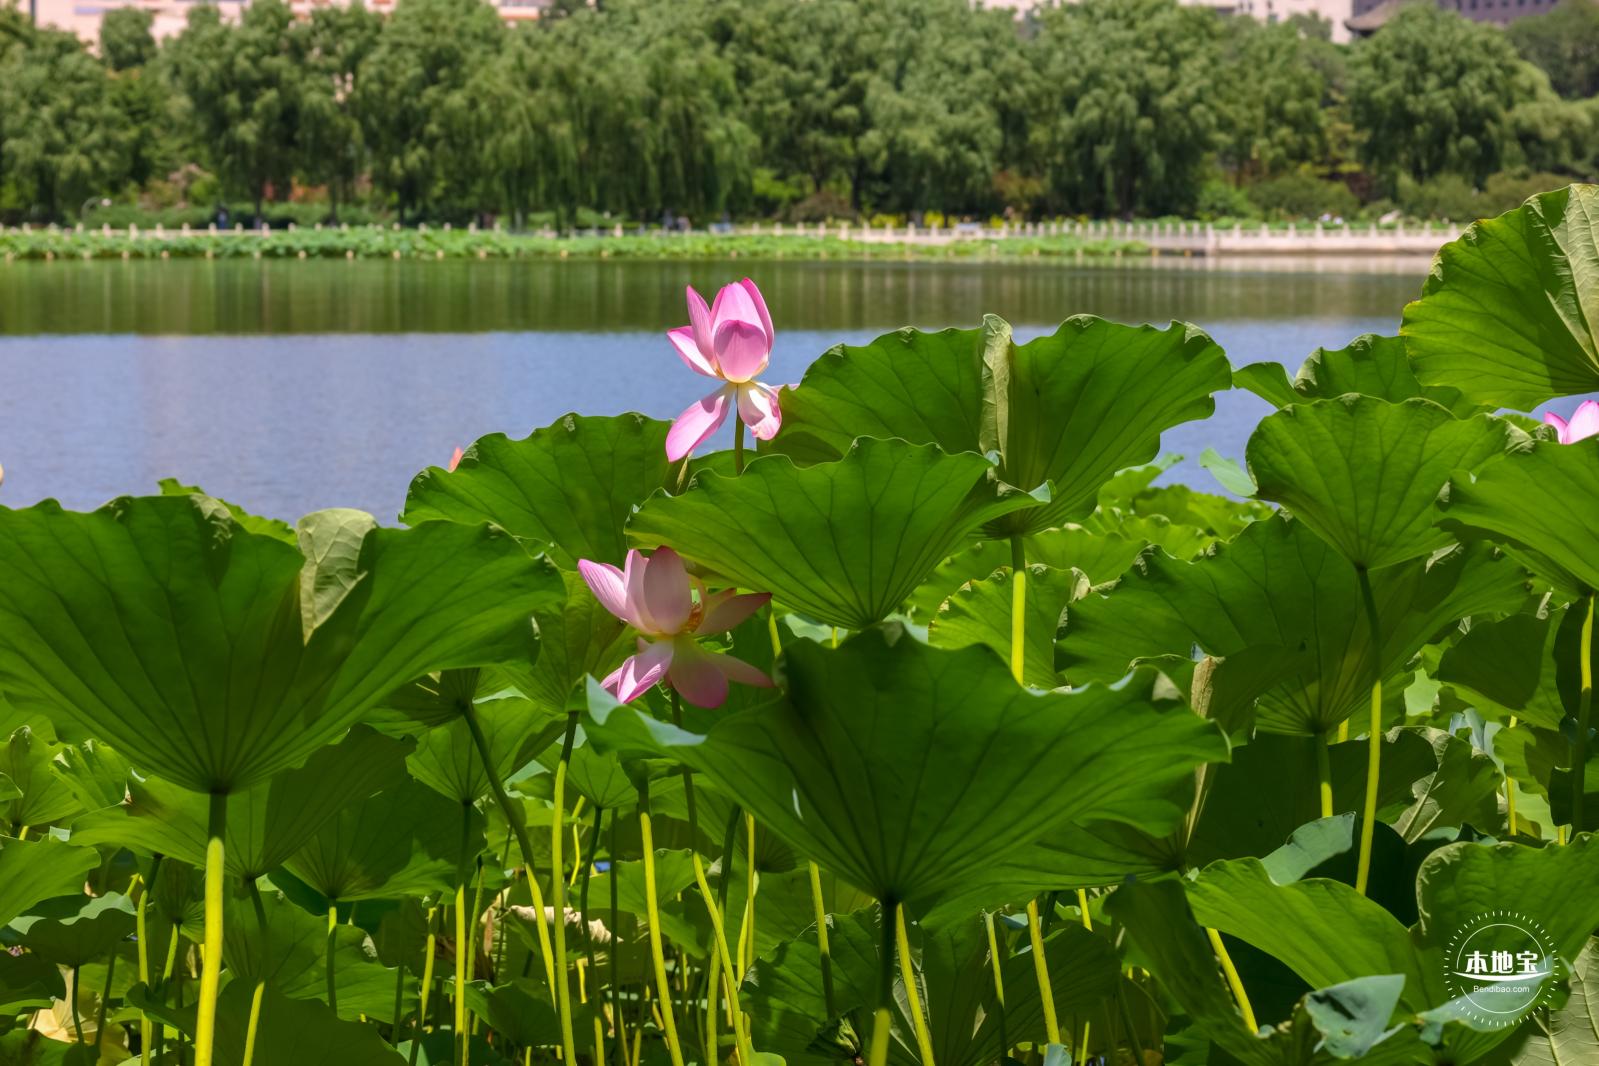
[10,893,136,968]
[1059,515,1528,734]
[583,626,1225,910]
[773,315,1228,534]
[403,413,674,568]
[0,495,560,794]
[1439,438,1599,596]
[0,725,80,829]
[283,778,467,902]
[1246,396,1523,571]
[928,564,1084,689]
[210,979,408,1065]
[1235,334,1470,413]
[1404,184,1599,410]
[71,726,412,878]
[0,836,98,928]
[628,439,1047,630]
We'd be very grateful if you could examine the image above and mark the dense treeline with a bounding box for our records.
[1,0,1597,225]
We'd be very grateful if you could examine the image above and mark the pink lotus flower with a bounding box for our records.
[665,279,783,461]
[578,547,773,707]
[1546,401,1599,444]
[449,446,464,472]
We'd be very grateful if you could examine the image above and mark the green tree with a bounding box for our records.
[99,6,155,71]
[1215,19,1342,183]
[294,2,381,220]
[1508,0,1599,100]
[1347,3,1538,188]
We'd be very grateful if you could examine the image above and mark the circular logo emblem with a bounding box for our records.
[1444,910,1560,1027]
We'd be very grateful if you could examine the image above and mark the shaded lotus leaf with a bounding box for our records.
[461,978,565,1049]
[772,315,1228,534]
[50,739,132,816]
[405,687,565,805]
[584,848,698,923]
[10,892,136,968]
[225,888,417,1024]
[71,726,411,879]
[1246,396,1523,571]
[905,528,1144,622]
[1235,334,1471,413]
[535,739,636,811]
[1439,438,1599,597]
[210,978,408,1065]
[1,725,80,829]
[520,568,630,716]
[628,439,1048,630]
[1489,936,1599,1065]
[0,495,560,794]
[1403,184,1599,410]
[584,626,1225,911]
[402,412,674,568]
[0,951,63,1016]
[1060,514,1528,735]
[928,564,1084,689]
[1391,730,1504,843]
[283,778,467,902]
[0,836,98,927]
[1435,610,1566,730]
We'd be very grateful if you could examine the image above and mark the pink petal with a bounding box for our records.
[667,641,731,708]
[602,640,674,704]
[686,286,715,356]
[736,382,783,440]
[639,548,693,635]
[714,320,769,383]
[711,651,775,689]
[448,446,464,472]
[1568,400,1599,442]
[1546,411,1570,442]
[668,326,718,378]
[577,559,631,624]
[710,280,761,335]
[696,590,771,635]
[739,278,774,348]
[666,387,733,462]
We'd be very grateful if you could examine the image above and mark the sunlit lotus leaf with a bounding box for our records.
[225,888,417,1024]
[1235,334,1470,412]
[520,569,630,715]
[773,316,1228,534]
[10,893,136,968]
[405,689,565,805]
[583,627,1225,910]
[0,725,80,829]
[1246,397,1523,571]
[72,726,411,878]
[1491,937,1599,1065]
[628,439,1047,630]
[1404,184,1599,410]
[1435,610,1566,729]
[1439,438,1599,596]
[928,565,1085,689]
[1391,730,1504,844]
[402,413,674,568]
[1059,515,1528,734]
[50,738,132,815]
[905,528,1144,621]
[584,848,698,923]
[0,836,98,928]
[0,496,560,794]
[535,740,636,811]
[157,477,297,543]
[210,979,408,1065]
[283,778,466,902]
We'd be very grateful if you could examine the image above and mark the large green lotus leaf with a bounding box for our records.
[1391,730,1504,843]
[628,439,1047,630]
[9,892,136,968]
[583,627,1225,910]
[1439,438,1599,596]
[1492,936,1599,1065]
[905,528,1144,622]
[1403,184,1599,410]
[1246,397,1523,570]
[71,726,411,878]
[0,496,561,793]
[521,569,630,716]
[1235,334,1471,413]
[535,739,636,811]
[405,689,565,804]
[1,725,80,829]
[772,316,1228,534]
[210,978,407,1066]
[1059,514,1528,734]
[0,836,97,928]
[583,848,698,924]
[283,778,465,902]
[928,565,1084,689]
[462,979,564,1049]
[225,888,416,1024]
[0,951,63,1016]
[51,739,132,815]
[1435,610,1566,730]
[402,412,674,568]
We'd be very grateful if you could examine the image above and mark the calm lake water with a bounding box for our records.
[0,256,1441,520]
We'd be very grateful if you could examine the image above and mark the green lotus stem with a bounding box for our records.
[453,797,473,1066]
[1205,928,1259,1033]
[639,787,687,1066]
[1506,715,1520,836]
[867,899,898,1066]
[894,906,936,1066]
[1025,898,1061,1044]
[610,814,623,1066]
[693,850,754,1066]
[1009,535,1027,685]
[194,789,229,1066]
[808,860,836,1019]
[390,956,406,1050]
[733,420,746,474]
[1354,566,1382,897]
[460,696,557,993]
[739,812,759,977]
[134,858,161,1057]
[983,912,1008,1053]
[327,903,340,1014]
[582,809,606,1066]
[240,881,270,1066]
[1316,732,1334,819]
[551,712,582,1066]
[704,944,722,1066]
[242,980,265,1066]
[1114,971,1148,1066]
[410,905,438,1066]
[70,962,85,1045]
[1573,594,1594,837]
[1074,890,1093,1065]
